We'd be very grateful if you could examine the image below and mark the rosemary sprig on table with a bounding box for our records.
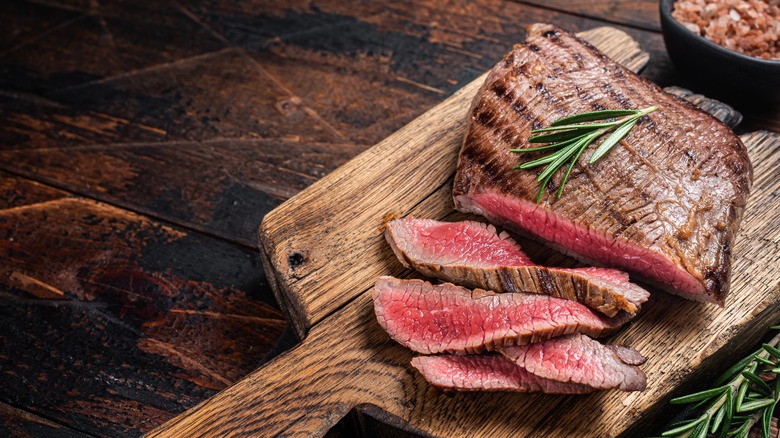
[659,326,780,438]
[510,106,657,202]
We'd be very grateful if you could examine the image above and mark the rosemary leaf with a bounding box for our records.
[736,380,751,411]
[510,106,656,201]
[661,326,780,438]
[711,395,728,432]
[535,137,586,183]
[716,390,734,437]
[761,403,772,438]
[763,343,780,358]
[556,137,591,198]
[715,352,758,386]
[670,386,727,404]
[661,417,705,436]
[689,416,710,438]
[736,398,774,412]
[741,371,773,394]
[727,422,750,437]
[549,109,640,126]
[530,120,617,134]
[528,126,603,143]
[588,115,639,163]
[536,171,555,203]
[511,133,588,152]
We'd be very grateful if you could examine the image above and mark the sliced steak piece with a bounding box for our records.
[385,217,649,316]
[411,334,646,393]
[373,276,632,354]
[410,354,594,394]
[501,334,646,391]
[453,23,752,305]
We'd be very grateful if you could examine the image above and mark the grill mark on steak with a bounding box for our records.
[453,23,751,304]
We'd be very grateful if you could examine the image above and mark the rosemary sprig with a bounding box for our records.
[659,326,780,438]
[509,106,657,202]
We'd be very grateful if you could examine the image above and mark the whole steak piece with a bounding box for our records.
[385,217,649,316]
[453,23,752,304]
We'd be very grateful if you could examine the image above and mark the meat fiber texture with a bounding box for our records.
[453,23,752,305]
[385,216,649,316]
[411,334,646,393]
[372,276,632,355]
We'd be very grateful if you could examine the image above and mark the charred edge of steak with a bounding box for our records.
[384,217,649,316]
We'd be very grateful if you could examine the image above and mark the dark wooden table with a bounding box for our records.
[1,1,778,437]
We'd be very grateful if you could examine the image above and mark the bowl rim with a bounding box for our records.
[659,0,780,67]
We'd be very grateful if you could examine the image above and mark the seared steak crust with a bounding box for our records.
[453,24,752,304]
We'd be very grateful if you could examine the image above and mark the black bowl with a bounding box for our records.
[659,0,780,103]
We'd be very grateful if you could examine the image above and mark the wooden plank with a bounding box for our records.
[0,172,286,436]
[257,27,649,337]
[149,127,780,438]
[0,402,91,438]
[0,1,226,94]
[512,0,660,31]
[0,139,364,247]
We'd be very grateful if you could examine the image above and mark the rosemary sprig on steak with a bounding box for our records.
[510,106,657,202]
[659,326,780,438]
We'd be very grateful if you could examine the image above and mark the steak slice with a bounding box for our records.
[501,334,646,391]
[410,354,594,394]
[453,23,752,305]
[373,276,632,354]
[385,217,649,316]
[411,334,645,392]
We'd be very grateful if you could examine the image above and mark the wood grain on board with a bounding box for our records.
[147,27,780,437]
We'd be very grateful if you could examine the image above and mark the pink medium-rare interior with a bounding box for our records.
[457,191,710,302]
[503,334,646,391]
[410,354,594,393]
[372,277,628,355]
[387,217,533,268]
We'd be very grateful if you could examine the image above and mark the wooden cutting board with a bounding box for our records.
[149,27,780,437]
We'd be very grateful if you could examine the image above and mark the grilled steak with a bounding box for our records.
[501,334,646,391]
[385,217,649,316]
[453,23,752,304]
[373,276,632,354]
[410,354,594,394]
[411,334,645,392]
